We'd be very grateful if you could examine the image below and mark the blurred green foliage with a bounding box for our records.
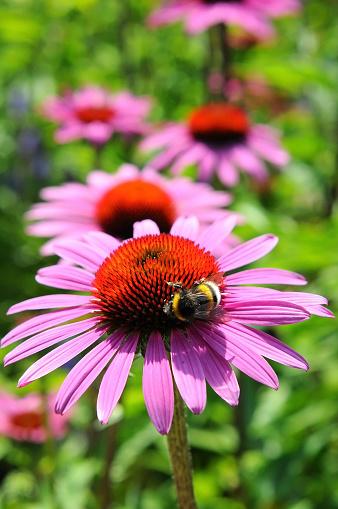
[0,0,337,508]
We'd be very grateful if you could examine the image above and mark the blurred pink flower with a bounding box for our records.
[2,217,333,435]
[0,392,69,442]
[148,0,301,38]
[41,86,152,146]
[25,163,238,256]
[140,103,289,186]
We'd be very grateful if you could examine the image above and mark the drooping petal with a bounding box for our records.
[218,234,279,273]
[222,322,309,370]
[53,241,105,272]
[170,216,199,240]
[82,231,120,255]
[36,266,94,292]
[186,327,239,406]
[18,325,108,387]
[195,323,279,389]
[226,268,307,286]
[2,306,97,347]
[171,329,206,414]
[143,331,174,435]
[55,329,127,415]
[225,300,310,326]
[97,332,139,424]
[4,317,101,365]
[7,295,91,315]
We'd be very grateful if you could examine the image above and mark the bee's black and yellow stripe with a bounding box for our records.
[171,281,221,322]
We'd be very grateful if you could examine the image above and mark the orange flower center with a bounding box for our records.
[76,106,115,123]
[96,179,176,239]
[11,411,42,430]
[188,103,249,144]
[92,233,222,333]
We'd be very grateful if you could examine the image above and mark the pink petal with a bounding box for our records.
[195,323,279,389]
[18,325,108,386]
[2,306,96,347]
[133,220,160,238]
[197,216,237,253]
[97,332,139,424]
[218,155,239,187]
[218,234,278,273]
[223,322,309,370]
[226,268,307,286]
[7,294,91,315]
[55,329,127,414]
[186,327,239,406]
[36,266,94,292]
[170,216,199,240]
[4,317,101,366]
[225,299,310,325]
[171,329,206,414]
[53,241,105,272]
[143,331,174,435]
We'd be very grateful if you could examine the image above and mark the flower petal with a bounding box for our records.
[36,266,94,292]
[225,300,310,325]
[7,295,91,315]
[143,331,174,435]
[133,220,160,238]
[226,268,307,286]
[55,329,127,415]
[197,216,237,253]
[187,327,239,406]
[53,241,105,272]
[218,234,278,273]
[18,325,108,386]
[97,332,139,424]
[171,329,206,414]
[170,216,199,240]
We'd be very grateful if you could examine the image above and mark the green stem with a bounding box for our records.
[167,383,197,509]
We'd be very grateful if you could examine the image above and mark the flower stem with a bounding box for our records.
[167,383,197,509]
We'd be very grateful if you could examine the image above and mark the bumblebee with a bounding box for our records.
[164,276,222,323]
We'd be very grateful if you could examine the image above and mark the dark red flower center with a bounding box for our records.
[11,411,42,431]
[96,179,176,239]
[92,233,223,333]
[188,103,249,144]
[76,106,115,124]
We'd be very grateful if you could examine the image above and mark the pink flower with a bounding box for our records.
[2,217,333,435]
[140,102,289,186]
[41,86,152,146]
[25,163,237,256]
[0,392,69,442]
[147,0,301,39]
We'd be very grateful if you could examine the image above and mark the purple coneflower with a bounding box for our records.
[40,86,152,146]
[0,392,69,442]
[25,163,237,256]
[2,217,333,435]
[140,102,289,186]
[147,0,301,39]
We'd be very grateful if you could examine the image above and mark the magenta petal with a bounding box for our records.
[4,316,101,365]
[223,322,309,370]
[7,295,91,315]
[186,327,239,406]
[97,332,139,424]
[195,323,279,389]
[226,268,307,286]
[218,234,278,272]
[225,300,310,325]
[143,331,174,435]
[53,241,105,272]
[18,325,108,386]
[2,306,96,347]
[36,266,94,292]
[55,329,127,415]
[171,329,206,414]
[133,220,160,238]
[170,216,199,241]
[82,231,120,255]
[197,216,237,253]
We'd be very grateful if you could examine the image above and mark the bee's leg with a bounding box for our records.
[166,281,182,289]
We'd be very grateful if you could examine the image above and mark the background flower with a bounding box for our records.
[25,163,238,256]
[2,217,332,435]
[0,392,69,442]
[140,103,289,186]
[147,0,301,38]
[41,86,152,146]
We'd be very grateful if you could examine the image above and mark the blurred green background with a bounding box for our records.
[0,0,337,508]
